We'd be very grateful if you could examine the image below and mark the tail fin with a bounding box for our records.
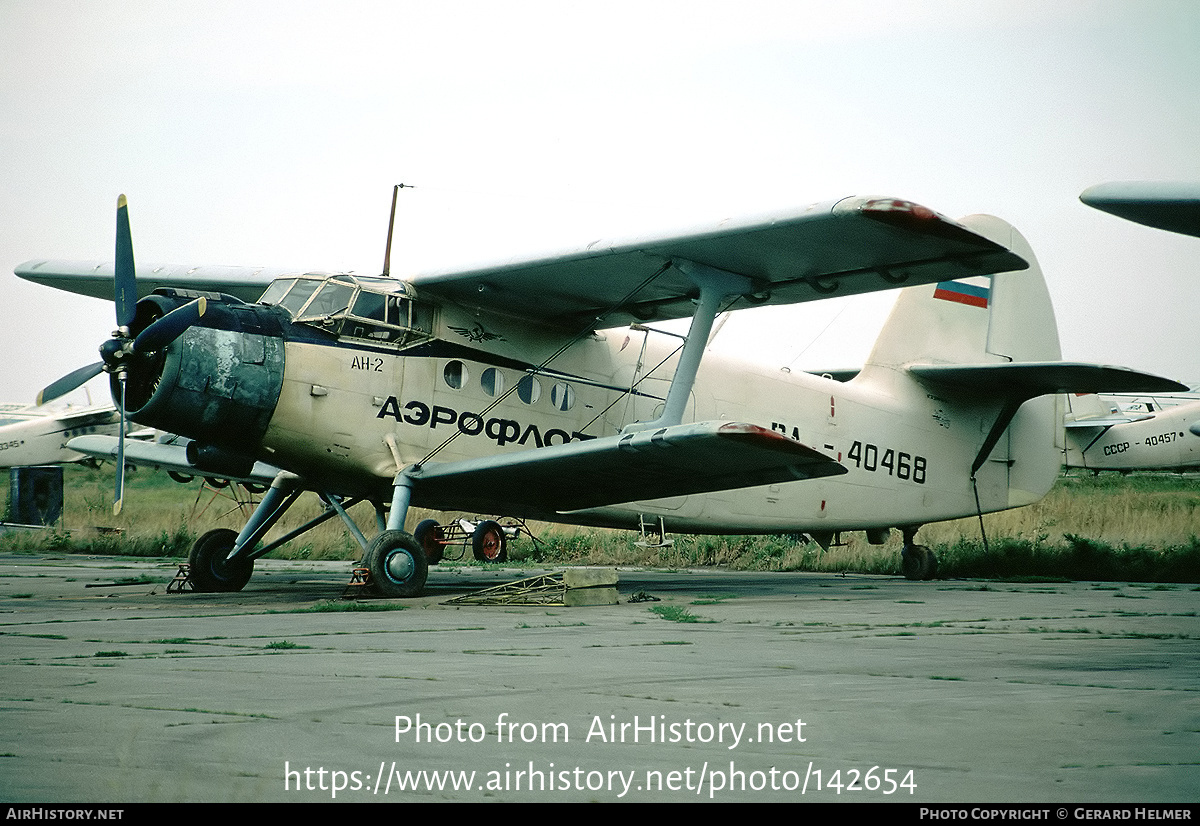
[860,214,1061,375]
[856,214,1063,511]
[1065,393,1118,422]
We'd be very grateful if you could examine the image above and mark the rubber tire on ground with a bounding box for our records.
[366,530,429,598]
[413,519,445,565]
[901,545,938,581]
[188,528,254,592]
[471,520,508,563]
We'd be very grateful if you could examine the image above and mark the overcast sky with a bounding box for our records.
[2,0,1198,407]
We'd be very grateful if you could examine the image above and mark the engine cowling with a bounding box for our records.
[117,292,286,455]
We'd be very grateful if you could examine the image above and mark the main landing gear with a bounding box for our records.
[185,471,430,598]
[900,526,938,581]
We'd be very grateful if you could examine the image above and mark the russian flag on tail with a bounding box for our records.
[933,277,990,309]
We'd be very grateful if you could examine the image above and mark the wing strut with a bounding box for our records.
[623,260,752,433]
[971,397,1023,476]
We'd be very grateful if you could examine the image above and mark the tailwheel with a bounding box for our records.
[413,519,446,565]
[188,528,254,592]
[901,544,938,581]
[471,519,508,563]
[366,530,428,598]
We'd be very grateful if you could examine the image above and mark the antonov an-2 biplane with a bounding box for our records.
[18,192,1186,594]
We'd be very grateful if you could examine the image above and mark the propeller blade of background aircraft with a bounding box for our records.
[114,195,137,330]
[132,297,207,352]
[37,361,104,406]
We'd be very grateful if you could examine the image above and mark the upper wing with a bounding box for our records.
[406,420,846,517]
[409,196,1028,327]
[17,196,1025,327]
[15,261,291,304]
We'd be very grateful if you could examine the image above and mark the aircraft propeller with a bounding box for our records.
[37,195,207,514]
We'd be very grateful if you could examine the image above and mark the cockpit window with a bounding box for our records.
[259,274,434,347]
[278,279,321,316]
[352,291,388,322]
[257,279,294,306]
[302,281,354,319]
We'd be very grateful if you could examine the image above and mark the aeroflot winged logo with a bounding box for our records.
[933,277,991,309]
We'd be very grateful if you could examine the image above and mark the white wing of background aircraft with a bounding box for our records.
[0,402,125,468]
[1080,181,1200,238]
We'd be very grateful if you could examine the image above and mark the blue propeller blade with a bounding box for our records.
[114,195,137,330]
[37,361,104,406]
[132,297,207,352]
[114,374,126,517]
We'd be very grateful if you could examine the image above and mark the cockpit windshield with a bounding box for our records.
[258,275,434,345]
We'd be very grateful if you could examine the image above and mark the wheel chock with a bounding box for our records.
[341,567,373,598]
[166,564,193,593]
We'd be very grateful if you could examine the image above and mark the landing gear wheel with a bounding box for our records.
[471,520,508,563]
[901,544,938,581]
[188,528,254,592]
[366,530,428,598]
[413,519,445,565]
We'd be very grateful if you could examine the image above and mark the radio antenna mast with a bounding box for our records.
[382,183,413,277]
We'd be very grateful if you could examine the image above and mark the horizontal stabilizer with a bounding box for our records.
[1065,413,1153,429]
[67,435,280,485]
[911,362,1187,475]
[909,362,1187,399]
[406,421,846,516]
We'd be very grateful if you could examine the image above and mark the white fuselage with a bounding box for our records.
[1064,401,1200,473]
[257,300,1054,534]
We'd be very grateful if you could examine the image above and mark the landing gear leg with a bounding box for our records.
[365,471,428,597]
[900,526,938,581]
[187,472,302,592]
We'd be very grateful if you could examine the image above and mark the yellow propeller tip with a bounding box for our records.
[117,194,127,208]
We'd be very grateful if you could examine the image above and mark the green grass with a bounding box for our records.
[2,465,1199,582]
[649,605,715,623]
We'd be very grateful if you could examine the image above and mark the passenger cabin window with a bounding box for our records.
[258,274,434,347]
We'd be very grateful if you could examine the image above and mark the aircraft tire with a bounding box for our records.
[367,531,428,598]
[901,545,938,581]
[188,528,254,592]
[471,520,508,563]
[413,519,445,565]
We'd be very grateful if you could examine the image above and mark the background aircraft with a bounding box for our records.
[1063,393,1200,473]
[0,402,125,469]
[20,194,1185,594]
[1059,183,1200,473]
